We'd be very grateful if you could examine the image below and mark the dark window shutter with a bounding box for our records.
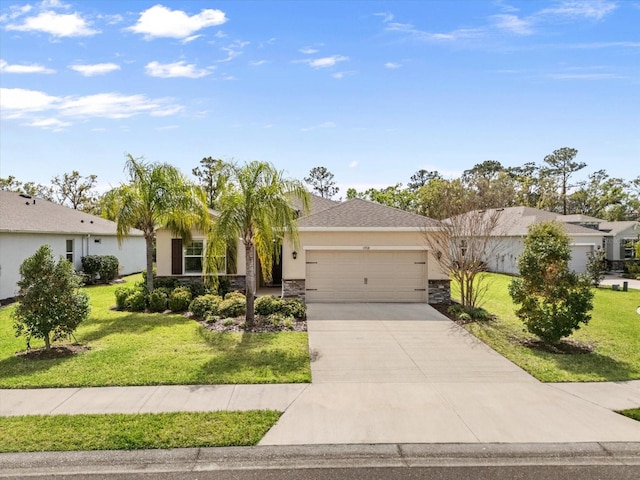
[172,239,183,275]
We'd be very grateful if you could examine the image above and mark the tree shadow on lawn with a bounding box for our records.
[192,328,311,384]
[532,348,638,382]
[78,311,190,344]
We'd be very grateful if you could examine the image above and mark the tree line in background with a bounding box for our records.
[2,147,638,221]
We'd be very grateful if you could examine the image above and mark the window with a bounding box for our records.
[184,240,204,274]
[66,239,74,263]
[621,238,638,260]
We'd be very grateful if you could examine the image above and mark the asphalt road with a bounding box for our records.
[1,443,639,480]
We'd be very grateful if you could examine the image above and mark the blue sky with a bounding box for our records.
[1,0,638,195]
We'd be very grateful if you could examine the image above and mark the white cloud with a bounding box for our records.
[547,72,624,80]
[0,87,183,128]
[5,10,98,37]
[250,60,268,66]
[0,59,55,74]
[385,62,401,69]
[491,14,534,35]
[386,21,484,42]
[128,5,227,40]
[301,121,336,132]
[219,40,249,62]
[303,55,349,69]
[69,63,120,76]
[348,161,358,168]
[373,12,394,23]
[0,87,60,111]
[538,0,617,20]
[299,47,319,54]
[145,61,212,78]
[27,117,71,130]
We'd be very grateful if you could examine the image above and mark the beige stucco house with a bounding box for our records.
[0,190,146,301]
[156,196,450,304]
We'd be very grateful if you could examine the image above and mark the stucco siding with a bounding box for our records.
[0,232,145,300]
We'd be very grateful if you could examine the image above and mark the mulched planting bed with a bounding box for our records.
[16,344,90,360]
[197,316,307,333]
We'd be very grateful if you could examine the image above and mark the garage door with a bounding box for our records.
[305,250,427,303]
[569,245,593,273]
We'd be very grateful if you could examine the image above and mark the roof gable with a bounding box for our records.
[0,191,143,236]
[298,198,440,229]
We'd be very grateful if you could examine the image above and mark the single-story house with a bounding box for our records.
[479,206,606,275]
[156,195,450,304]
[0,190,146,301]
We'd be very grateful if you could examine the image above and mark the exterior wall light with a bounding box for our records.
[292,251,298,260]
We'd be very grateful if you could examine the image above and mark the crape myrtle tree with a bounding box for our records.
[421,181,505,309]
[205,161,310,328]
[13,245,90,351]
[509,221,594,344]
[101,154,210,292]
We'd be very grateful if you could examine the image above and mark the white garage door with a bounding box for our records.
[570,245,593,273]
[305,250,427,303]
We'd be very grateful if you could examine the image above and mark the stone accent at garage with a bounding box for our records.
[283,279,306,300]
[428,279,451,305]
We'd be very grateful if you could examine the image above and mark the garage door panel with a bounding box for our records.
[306,250,427,303]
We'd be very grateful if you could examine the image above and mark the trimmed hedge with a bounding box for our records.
[81,255,119,284]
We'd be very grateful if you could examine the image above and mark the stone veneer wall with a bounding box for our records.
[428,279,451,305]
[282,279,306,300]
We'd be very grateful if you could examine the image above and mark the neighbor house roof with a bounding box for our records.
[0,190,144,236]
[478,206,605,237]
[298,198,440,229]
[597,221,639,236]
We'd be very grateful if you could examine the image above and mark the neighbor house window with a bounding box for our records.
[184,240,204,274]
[621,238,638,260]
[66,239,74,263]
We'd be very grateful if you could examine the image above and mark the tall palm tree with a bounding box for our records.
[206,161,309,327]
[102,154,209,291]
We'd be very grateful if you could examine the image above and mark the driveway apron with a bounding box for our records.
[260,303,640,445]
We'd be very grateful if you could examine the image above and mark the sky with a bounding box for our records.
[1,0,639,195]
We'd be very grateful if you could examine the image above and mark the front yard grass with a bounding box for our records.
[0,275,310,388]
[620,408,640,422]
[0,410,280,452]
[459,273,640,382]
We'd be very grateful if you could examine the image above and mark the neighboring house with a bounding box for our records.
[0,190,146,301]
[156,195,450,304]
[480,206,605,275]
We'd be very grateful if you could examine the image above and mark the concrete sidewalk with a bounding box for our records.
[0,384,307,416]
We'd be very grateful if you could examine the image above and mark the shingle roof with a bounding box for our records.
[289,192,340,216]
[298,198,440,229]
[0,190,143,236]
[597,221,639,236]
[482,206,605,237]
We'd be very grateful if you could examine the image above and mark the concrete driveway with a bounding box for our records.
[259,303,640,445]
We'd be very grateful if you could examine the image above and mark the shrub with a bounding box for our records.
[225,291,246,301]
[154,276,178,290]
[281,299,306,319]
[216,277,232,297]
[126,290,147,312]
[267,313,294,327]
[168,286,192,312]
[469,307,491,321]
[282,317,294,330]
[189,294,222,319]
[205,314,219,324]
[255,295,282,316]
[81,255,102,284]
[148,289,169,313]
[218,296,246,318]
[183,281,208,298]
[99,255,119,282]
[585,248,607,287]
[115,286,134,310]
[447,303,465,319]
[222,318,235,327]
[509,221,594,344]
[13,245,90,350]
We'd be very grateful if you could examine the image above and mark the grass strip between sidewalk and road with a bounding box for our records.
[0,410,281,453]
[457,273,640,383]
[0,275,311,388]
[619,408,640,423]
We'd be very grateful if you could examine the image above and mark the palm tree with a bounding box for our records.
[102,154,210,291]
[206,161,309,327]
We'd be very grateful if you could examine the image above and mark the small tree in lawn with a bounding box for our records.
[13,245,90,351]
[509,221,594,345]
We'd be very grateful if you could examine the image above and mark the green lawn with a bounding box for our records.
[0,411,280,452]
[0,275,310,388]
[620,408,640,422]
[459,273,640,382]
